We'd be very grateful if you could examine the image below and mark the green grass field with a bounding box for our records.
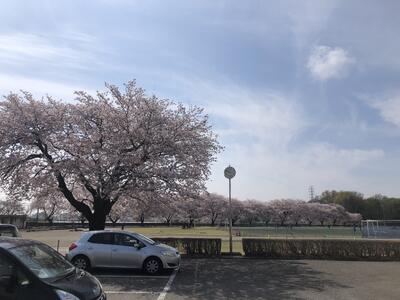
[22,225,361,254]
[122,225,361,239]
[124,225,361,254]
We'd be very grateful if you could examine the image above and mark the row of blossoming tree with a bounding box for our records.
[15,191,360,227]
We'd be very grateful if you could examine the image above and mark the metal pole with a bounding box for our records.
[229,178,233,254]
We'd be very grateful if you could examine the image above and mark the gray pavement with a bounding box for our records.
[94,258,400,300]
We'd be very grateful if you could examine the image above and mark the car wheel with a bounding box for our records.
[144,257,163,274]
[72,255,91,271]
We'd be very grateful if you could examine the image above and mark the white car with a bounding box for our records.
[66,230,180,274]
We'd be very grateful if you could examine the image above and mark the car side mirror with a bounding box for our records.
[133,242,145,250]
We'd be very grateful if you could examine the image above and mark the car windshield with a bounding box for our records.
[0,227,19,237]
[136,233,156,245]
[10,243,75,279]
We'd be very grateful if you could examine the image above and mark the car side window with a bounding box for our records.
[88,233,114,245]
[114,234,141,247]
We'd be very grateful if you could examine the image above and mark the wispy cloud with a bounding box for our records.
[369,94,400,127]
[158,74,384,199]
[307,45,354,81]
[0,32,103,70]
[0,72,95,101]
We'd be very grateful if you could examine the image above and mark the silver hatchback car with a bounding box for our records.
[66,230,180,274]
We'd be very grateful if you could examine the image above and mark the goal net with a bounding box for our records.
[361,220,400,239]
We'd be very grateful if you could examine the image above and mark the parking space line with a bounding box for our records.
[192,261,199,295]
[96,275,170,279]
[156,269,178,300]
[105,291,160,294]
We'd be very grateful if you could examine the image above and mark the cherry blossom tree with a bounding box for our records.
[242,200,262,225]
[346,212,362,225]
[221,198,244,226]
[288,200,308,226]
[177,196,205,227]
[313,203,336,226]
[0,81,221,230]
[156,199,182,225]
[200,192,226,226]
[107,197,131,224]
[0,188,26,215]
[130,195,158,225]
[303,203,322,226]
[30,187,68,224]
[270,199,296,226]
[256,202,274,226]
[328,204,348,225]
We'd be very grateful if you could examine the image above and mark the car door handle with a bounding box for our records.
[88,247,93,250]
[112,249,118,252]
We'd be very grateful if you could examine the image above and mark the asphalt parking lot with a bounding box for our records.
[92,258,400,300]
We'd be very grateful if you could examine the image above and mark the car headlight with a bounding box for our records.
[161,251,177,257]
[55,289,81,300]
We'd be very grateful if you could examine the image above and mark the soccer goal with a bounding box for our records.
[361,220,400,239]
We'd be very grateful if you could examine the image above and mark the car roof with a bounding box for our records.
[85,230,138,235]
[0,237,39,250]
[0,224,18,228]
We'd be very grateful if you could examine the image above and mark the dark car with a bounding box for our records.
[0,225,20,238]
[0,237,106,300]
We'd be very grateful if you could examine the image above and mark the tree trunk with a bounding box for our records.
[140,213,145,226]
[89,198,110,230]
[89,213,106,231]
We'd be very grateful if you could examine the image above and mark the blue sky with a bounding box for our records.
[1,1,400,201]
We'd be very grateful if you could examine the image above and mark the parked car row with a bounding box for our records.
[0,226,180,300]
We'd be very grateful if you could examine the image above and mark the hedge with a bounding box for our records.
[152,237,221,256]
[242,238,400,260]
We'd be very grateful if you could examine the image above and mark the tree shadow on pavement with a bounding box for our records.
[171,259,350,300]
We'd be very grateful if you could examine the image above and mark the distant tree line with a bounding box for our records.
[4,186,396,227]
[312,190,400,220]
[13,191,361,227]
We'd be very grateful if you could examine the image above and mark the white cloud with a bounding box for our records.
[369,95,400,127]
[152,73,306,148]
[207,141,384,201]
[158,75,384,200]
[0,32,104,70]
[0,73,96,101]
[307,45,354,80]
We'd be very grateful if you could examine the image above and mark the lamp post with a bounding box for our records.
[224,165,236,254]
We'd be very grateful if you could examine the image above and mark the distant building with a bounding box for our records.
[0,215,27,228]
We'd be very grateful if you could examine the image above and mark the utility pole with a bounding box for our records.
[309,186,315,202]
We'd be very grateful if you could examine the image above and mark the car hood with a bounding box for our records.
[154,243,178,252]
[47,268,102,300]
